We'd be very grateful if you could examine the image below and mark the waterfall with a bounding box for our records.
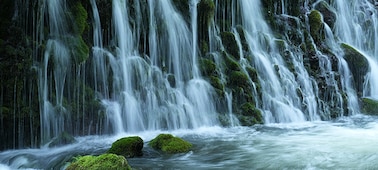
[89,0,218,134]
[333,0,378,99]
[237,0,307,123]
[38,0,72,144]
[5,0,378,150]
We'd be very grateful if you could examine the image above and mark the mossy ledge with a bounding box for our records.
[107,136,144,158]
[149,134,192,154]
[66,153,132,170]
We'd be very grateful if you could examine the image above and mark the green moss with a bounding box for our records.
[223,52,241,73]
[199,58,217,76]
[198,0,215,27]
[314,1,336,28]
[229,71,250,90]
[75,36,89,63]
[149,134,192,154]
[209,76,224,96]
[239,102,263,125]
[361,98,378,115]
[340,43,369,96]
[308,10,323,39]
[66,154,131,170]
[221,32,240,60]
[108,136,143,158]
[72,2,88,34]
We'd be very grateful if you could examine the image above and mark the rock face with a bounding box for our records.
[340,43,369,96]
[149,134,192,154]
[66,154,132,170]
[108,136,144,158]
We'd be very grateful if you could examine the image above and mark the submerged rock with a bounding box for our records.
[49,132,76,147]
[149,134,192,154]
[66,153,132,170]
[108,136,144,158]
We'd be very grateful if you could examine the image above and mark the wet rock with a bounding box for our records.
[108,136,143,158]
[66,153,132,170]
[149,134,192,154]
[361,97,378,115]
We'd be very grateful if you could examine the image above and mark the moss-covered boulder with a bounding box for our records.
[308,10,323,40]
[221,32,240,60]
[199,58,217,76]
[361,98,378,115]
[66,154,132,170]
[49,131,77,147]
[340,43,369,96]
[108,136,143,158]
[238,102,263,126]
[149,134,192,154]
[314,0,336,28]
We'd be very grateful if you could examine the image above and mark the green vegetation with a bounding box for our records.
[239,102,263,125]
[340,43,369,96]
[361,98,378,115]
[308,10,323,40]
[108,136,144,158]
[66,154,132,170]
[221,32,240,60]
[149,134,192,154]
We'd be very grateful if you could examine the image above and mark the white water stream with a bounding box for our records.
[1,114,378,169]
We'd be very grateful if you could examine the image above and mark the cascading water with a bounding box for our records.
[333,0,378,99]
[3,0,378,169]
[38,0,72,144]
[92,0,219,134]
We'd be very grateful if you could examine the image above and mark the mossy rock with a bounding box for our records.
[223,52,241,73]
[149,134,192,154]
[340,43,369,96]
[74,36,89,63]
[49,131,77,147]
[199,58,217,76]
[361,98,378,115]
[308,10,323,40]
[66,154,132,170]
[228,71,250,90]
[198,0,215,27]
[314,0,336,28]
[220,32,240,60]
[108,136,143,158]
[71,2,88,34]
[238,102,263,126]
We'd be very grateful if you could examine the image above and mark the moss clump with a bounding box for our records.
[308,10,323,39]
[149,134,192,154]
[223,52,241,73]
[340,43,369,96]
[198,0,215,26]
[361,98,378,115]
[314,1,336,28]
[66,154,131,170]
[72,2,88,34]
[239,102,263,125]
[221,32,240,60]
[199,58,217,76]
[229,71,250,90]
[108,136,143,158]
[73,36,89,63]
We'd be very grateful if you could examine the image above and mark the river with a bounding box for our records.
[1,114,378,169]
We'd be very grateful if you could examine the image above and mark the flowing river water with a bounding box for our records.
[1,114,378,169]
